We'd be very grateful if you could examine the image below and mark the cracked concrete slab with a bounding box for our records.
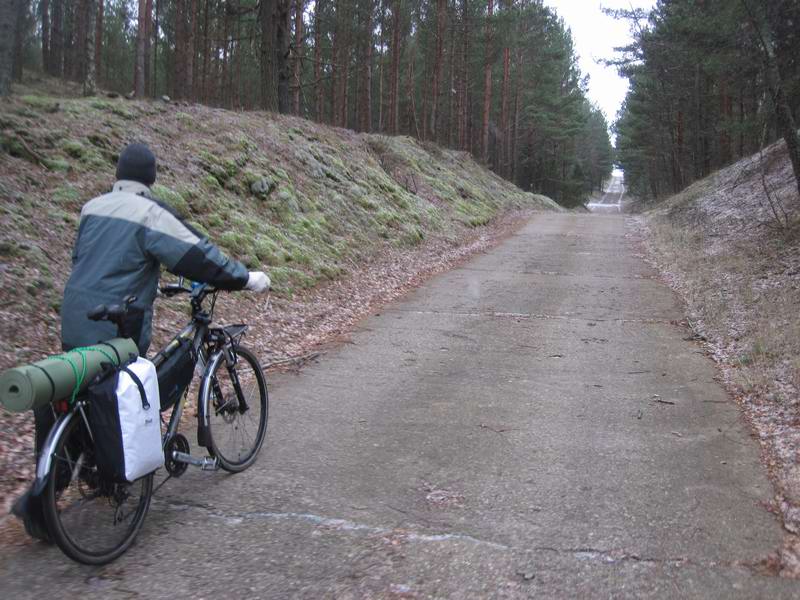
[1,213,797,598]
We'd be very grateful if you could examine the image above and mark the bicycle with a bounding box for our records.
[32,282,269,565]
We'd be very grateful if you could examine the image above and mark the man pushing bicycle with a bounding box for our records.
[13,142,270,540]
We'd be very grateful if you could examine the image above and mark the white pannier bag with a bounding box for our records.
[88,356,163,483]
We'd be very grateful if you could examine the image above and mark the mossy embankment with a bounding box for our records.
[0,87,557,308]
[0,86,558,509]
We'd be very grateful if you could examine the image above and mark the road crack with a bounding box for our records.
[152,498,765,572]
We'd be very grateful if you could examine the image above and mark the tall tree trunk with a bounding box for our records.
[360,0,373,132]
[446,1,456,147]
[41,0,50,73]
[174,0,185,98]
[331,0,341,124]
[64,1,75,80]
[152,0,159,96]
[234,14,241,107]
[142,0,151,95]
[12,0,27,82]
[186,0,196,101]
[388,0,401,134]
[482,0,493,164]
[293,0,304,115]
[259,0,277,110]
[314,0,323,120]
[458,0,469,151]
[511,43,521,182]
[0,0,16,96]
[406,44,419,137]
[768,2,800,199]
[276,0,291,113]
[74,0,87,82]
[95,0,103,87]
[82,0,96,95]
[135,0,146,97]
[222,4,229,106]
[377,0,385,131]
[201,0,209,102]
[430,0,445,141]
[500,45,509,175]
[50,0,62,76]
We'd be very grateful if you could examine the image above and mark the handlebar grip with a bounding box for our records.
[87,304,108,321]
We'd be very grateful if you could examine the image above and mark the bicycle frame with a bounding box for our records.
[33,283,229,493]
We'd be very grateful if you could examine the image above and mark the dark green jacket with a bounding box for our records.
[61,180,248,353]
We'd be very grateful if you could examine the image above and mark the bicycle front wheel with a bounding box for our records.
[42,411,153,565]
[201,345,268,472]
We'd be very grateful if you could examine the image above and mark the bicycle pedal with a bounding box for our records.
[173,451,219,471]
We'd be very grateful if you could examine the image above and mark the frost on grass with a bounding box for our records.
[637,138,800,574]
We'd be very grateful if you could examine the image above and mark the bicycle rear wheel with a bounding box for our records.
[42,411,153,565]
[201,345,268,472]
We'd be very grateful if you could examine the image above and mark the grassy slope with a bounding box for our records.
[0,85,557,357]
[642,139,800,551]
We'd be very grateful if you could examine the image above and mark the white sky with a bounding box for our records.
[543,0,656,124]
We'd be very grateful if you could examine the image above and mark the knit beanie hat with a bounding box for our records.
[116,143,157,186]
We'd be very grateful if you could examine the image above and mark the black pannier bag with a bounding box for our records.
[156,338,195,411]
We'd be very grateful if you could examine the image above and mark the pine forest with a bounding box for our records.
[1,0,614,207]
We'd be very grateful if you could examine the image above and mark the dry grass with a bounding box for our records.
[641,139,800,574]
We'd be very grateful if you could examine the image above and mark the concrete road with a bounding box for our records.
[1,214,796,598]
[589,173,626,213]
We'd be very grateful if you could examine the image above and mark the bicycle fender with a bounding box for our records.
[197,350,223,448]
[33,411,76,496]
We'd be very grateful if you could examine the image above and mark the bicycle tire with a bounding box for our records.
[201,345,268,473]
[42,412,153,565]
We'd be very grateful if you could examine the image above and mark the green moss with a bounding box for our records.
[202,174,223,190]
[61,140,86,159]
[176,112,196,127]
[219,230,255,257]
[355,195,378,211]
[87,133,113,149]
[241,255,260,269]
[21,95,60,113]
[0,134,30,160]
[53,186,81,206]
[239,136,257,154]
[43,157,71,172]
[401,227,425,246]
[110,105,135,120]
[198,150,240,184]
[152,184,191,218]
[0,115,19,129]
[0,240,22,257]
[89,99,113,111]
[254,237,282,264]
[206,213,225,228]
[187,220,209,238]
[376,209,401,229]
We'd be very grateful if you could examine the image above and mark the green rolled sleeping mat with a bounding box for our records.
[0,338,139,413]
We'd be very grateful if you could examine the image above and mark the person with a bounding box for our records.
[13,142,270,540]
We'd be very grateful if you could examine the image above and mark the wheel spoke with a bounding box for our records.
[206,347,267,471]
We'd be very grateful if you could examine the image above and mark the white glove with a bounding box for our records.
[245,271,270,293]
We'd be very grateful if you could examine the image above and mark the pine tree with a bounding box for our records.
[0,0,16,96]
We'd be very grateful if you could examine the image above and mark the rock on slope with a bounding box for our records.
[641,138,800,569]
